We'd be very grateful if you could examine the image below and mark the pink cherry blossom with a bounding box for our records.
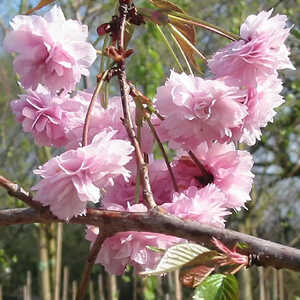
[155,71,247,150]
[11,86,71,147]
[208,10,294,88]
[161,185,231,227]
[86,202,182,275]
[65,93,154,152]
[232,76,284,145]
[171,142,254,210]
[4,5,96,93]
[32,130,134,220]
[102,159,173,208]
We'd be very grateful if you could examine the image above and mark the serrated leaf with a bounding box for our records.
[26,0,56,15]
[193,274,239,300]
[140,243,210,276]
[183,250,220,268]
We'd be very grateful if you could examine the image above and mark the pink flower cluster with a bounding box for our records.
[5,7,293,275]
[4,5,96,93]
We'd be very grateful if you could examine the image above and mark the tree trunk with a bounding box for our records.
[54,223,63,300]
[89,281,95,300]
[98,274,105,300]
[166,272,176,299]
[62,266,69,300]
[174,270,182,300]
[39,225,51,300]
[72,281,77,300]
[240,268,253,300]
[278,269,284,300]
[26,270,31,300]
[259,267,265,300]
[49,223,57,291]
[107,274,118,300]
[272,268,278,300]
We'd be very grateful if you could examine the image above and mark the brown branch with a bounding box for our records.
[0,175,45,213]
[76,230,109,300]
[1,206,300,272]
[146,117,179,192]
[2,174,300,272]
[116,0,156,209]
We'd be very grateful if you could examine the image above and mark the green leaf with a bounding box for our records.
[169,23,206,60]
[193,274,239,300]
[291,28,300,40]
[154,25,184,72]
[140,243,210,276]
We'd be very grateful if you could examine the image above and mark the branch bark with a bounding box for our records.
[1,206,300,272]
[2,173,300,271]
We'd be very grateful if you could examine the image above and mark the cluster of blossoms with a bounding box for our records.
[5,6,294,275]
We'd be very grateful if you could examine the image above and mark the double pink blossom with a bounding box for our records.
[65,93,154,152]
[86,204,182,275]
[11,86,71,147]
[231,76,284,145]
[173,142,254,210]
[32,131,134,220]
[155,71,247,149]
[4,5,96,93]
[161,185,230,227]
[208,10,294,88]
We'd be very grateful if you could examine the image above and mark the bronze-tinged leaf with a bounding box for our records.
[168,12,240,41]
[169,17,204,72]
[138,8,169,25]
[147,0,184,13]
[124,22,135,49]
[180,265,214,288]
[183,250,221,268]
[169,23,206,61]
[26,0,56,15]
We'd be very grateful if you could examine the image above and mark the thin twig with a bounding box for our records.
[76,231,108,300]
[82,71,108,147]
[146,118,178,192]
[117,0,157,209]
[188,150,214,185]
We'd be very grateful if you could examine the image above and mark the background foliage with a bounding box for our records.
[0,0,299,299]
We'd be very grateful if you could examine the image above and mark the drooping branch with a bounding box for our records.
[1,175,300,272]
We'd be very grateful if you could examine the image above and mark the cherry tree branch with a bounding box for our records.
[1,175,300,272]
[116,0,156,209]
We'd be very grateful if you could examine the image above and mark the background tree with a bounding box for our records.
[0,0,299,299]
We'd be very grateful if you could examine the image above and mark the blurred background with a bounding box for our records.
[0,0,299,299]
